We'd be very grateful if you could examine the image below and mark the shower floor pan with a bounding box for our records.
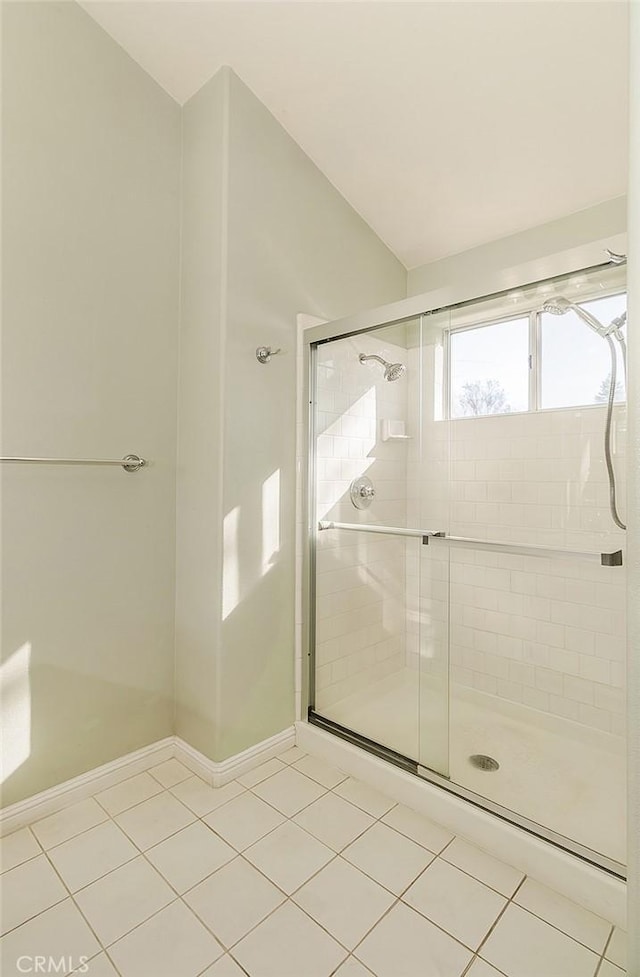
[315,668,625,870]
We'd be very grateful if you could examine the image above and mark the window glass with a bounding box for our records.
[450,317,529,418]
[540,292,627,409]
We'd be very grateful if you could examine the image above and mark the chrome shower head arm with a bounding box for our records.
[359,353,388,367]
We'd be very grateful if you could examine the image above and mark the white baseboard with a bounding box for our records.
[0,726,296,836]
[174,726,296,787]
[296,720,627,930]
[0,738,174,837]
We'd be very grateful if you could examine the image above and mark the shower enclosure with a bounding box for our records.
[304,260,627,877]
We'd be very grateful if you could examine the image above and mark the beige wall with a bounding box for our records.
[407,197,627,299]
[1,14,405,798]
[1,2,181,804]
[174,69,228,758]
[175,68,406,762]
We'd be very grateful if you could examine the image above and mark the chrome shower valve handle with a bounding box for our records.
[350,475,375,509]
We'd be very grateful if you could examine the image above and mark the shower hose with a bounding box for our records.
[603,332,626,531]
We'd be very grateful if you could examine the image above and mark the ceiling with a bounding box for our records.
[80,1,629,269]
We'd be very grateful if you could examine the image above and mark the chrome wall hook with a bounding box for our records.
[256,346,282,364]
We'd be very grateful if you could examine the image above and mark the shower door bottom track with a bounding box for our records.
[307,709,625,880]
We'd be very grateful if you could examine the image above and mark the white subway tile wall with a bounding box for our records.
[408,335,627,738]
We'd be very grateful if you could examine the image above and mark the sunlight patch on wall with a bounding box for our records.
[262,469,281,575]
[1,642,32,783]
[222,507,240,621]
[316,386,377,521]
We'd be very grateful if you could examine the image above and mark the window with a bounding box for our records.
[447,287,627,419]
[449,317,529,418]
[540,292,626,410]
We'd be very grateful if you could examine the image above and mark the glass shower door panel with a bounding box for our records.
[312,321,424,762]
[314,531,422,761]
[447,547,626,866]
[444,357,627,867]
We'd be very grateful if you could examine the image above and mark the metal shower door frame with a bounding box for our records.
[301,244,628,880]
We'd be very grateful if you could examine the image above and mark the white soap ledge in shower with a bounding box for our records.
[381,419,412,441]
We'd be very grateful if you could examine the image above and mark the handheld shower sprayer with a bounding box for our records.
[542,295,626,530]
[541,297,611,337]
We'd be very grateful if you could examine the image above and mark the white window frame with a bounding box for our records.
[444,285,627,420]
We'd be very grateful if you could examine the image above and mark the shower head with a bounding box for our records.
[541,296,573,317]
[359,352,406,381]
[541,296,610,338]
[384,361,407,381]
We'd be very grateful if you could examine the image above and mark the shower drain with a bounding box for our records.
[469,754,500,772]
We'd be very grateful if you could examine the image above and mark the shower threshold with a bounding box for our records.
[307,709,626,881]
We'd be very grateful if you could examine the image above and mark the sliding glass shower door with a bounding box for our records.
[308,260,627,875]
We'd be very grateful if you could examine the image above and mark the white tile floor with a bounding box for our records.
[0,748,628,977]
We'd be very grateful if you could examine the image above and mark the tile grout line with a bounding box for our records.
[471,872,529,970]
[342,826,506,970]
[36,834,127,977]
[1,826,73,942]
[193,950,251,977]
[480,881,615,962]
[5,770,620,938]
[256,777,616,970]
[443,856,613,957]
[597,925,620,975]
[168,786,407,961]
[326,787,618,961]
[3,756,624,976]
[31,806,113,852]
[93,771,402,966]
[6,774,620,962]
[202,812,386,958]
[7,775,226,968]
[312,795,498,968]
[125,772,366,963]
